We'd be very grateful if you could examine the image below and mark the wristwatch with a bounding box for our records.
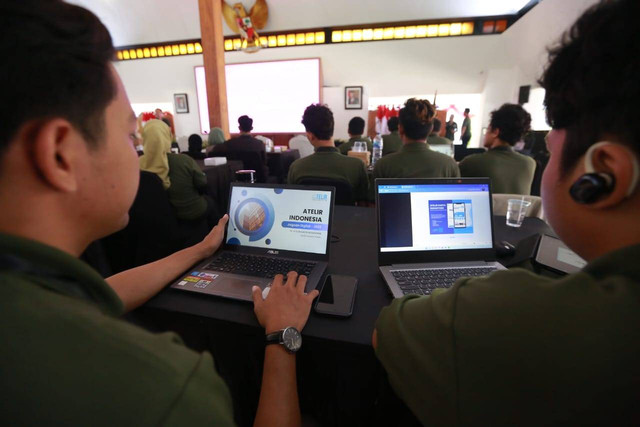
[265,327,302,353]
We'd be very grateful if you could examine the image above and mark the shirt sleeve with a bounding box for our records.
[375,290,460,426]
[162,352,236,426]
[355,162,369,202]
[189,158,207,189]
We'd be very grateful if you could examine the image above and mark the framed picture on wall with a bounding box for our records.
[174,93,189,114]
[345,86,363,110]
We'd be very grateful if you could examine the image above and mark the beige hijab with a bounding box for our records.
[140,119,172,189]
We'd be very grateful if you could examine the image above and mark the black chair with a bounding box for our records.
[227,150,272,183]
[297,177,355,206]
[454,146,485,162]
[100,171,208,274]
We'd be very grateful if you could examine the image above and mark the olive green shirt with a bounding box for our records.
[427,134,453,147]
[382,131,403,156]
[373,142,460,179]
[375,244,640,425]
[338,136,373,155]
[167,153,208,220]
[459,146,536,195]
[0,233,235,426]
[287,146,369,201]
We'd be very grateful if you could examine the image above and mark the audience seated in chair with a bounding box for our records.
[382,116,402,156]
[0,3,318,425]
[184,134,206,160]
[140,120,220,226]
[459,103,536,194]
[373,98,460,179]
[372,1,640,424]
[288,104,369,203]
[338,116,372,155]
[222,115,269,177]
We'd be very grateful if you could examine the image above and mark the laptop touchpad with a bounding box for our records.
[215,277,267,298]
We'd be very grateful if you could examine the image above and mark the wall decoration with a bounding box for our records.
[222,0,269,53]
[345,86,363,110]
[174,93,189,114]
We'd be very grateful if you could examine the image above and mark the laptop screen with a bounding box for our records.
[378,182,493,252]
[430,144,454,158]
[226,185,332,255]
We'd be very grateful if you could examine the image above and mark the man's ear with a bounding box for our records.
[29,119,84,193]
[581,143,639,209]
[305,132,316,143]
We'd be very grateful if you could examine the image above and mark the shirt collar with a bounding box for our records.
[315,146,339,153]
[401,142,430,152]
[490,145,514,153]
[0,232,123,316]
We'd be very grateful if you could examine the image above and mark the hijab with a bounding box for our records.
[140,119,172,189]
[207,127,225,146]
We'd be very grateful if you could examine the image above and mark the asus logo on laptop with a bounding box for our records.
[267,250,279,255]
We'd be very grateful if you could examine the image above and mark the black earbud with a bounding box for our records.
[569,172,615,204]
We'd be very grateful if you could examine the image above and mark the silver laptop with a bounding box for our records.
[171,182,335,301]
[375,178,505,298]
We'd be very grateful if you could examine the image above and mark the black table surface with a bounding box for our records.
[145,206,554,347]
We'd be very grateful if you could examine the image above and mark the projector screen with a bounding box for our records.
[195,58,321,134]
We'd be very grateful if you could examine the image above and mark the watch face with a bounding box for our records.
[282,327,302,352]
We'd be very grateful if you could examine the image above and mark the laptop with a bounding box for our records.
[171,182,335,301]
[375,178,505,298]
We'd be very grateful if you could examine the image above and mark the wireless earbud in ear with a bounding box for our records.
[569,142,640,204]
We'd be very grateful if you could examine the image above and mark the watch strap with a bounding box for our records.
[265,330,283,345]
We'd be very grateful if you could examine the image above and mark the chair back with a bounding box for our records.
[492,193,545,221]
[288,135,314,158]
[227,150,269,183]
[297,177,355,206]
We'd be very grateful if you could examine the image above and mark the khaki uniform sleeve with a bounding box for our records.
[375,290,459,426]
[355,161,369,202]
[287,161,297,184]
[450,160,461,177]
[162,352,236,426]
[188,157,207,189]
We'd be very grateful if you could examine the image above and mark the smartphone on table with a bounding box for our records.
[314,274,358,317]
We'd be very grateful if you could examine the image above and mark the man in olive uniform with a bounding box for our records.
[373,1,640,424]
[427,118,454,157]
[382,116,402,156]
[338,116,372,154]
[373,99,460,179]
[0,2,318,426]
[460,108,472,148]
[459,103,536,194]
[288,104,369,202]
[445,114,457,140]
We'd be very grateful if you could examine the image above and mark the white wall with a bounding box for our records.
[114,0,600,148]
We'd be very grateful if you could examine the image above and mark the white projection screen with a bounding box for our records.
[195,58,321,134]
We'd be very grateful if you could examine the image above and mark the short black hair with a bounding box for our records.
[489,104,531,145]
[399,98,435,140]
[387,117,399,132]
[348,117,365,135]
[540,0,640,175]
[431,118,442,134]
[301,104,334,140]
[238,115,253,132]
[0,0,116,159]
[188,134,203,152]
[464,108,470,114]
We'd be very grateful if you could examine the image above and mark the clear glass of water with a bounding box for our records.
[353,141,365,152]
[506,199,532,227]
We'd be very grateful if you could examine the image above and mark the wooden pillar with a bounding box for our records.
[198,0,230,138]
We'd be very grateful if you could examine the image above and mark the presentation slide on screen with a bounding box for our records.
[226,186,331,254]
[195,58,321,134]
[380,184,493,252]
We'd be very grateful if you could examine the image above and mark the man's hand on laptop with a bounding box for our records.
[195,214,228,259]
[252,271,319,332]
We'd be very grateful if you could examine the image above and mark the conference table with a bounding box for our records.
[137,206,553,426]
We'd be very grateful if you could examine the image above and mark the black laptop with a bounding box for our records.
[171,182,335,301]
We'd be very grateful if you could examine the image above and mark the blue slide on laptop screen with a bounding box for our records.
[226,186,332,255]
[378,182,493,252]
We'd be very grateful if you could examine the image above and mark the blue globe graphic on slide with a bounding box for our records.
[233,196,275,241]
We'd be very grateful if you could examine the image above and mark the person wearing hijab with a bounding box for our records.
[141,120,218,223]
[140,119,171,189]
[206,127,226,157]
[185,134,206,160]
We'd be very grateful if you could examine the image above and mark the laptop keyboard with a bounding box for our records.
[205,252,316,279]
[391,267,497,296]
